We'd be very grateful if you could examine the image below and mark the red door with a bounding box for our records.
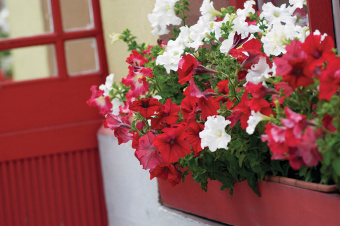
[0,0,108,225]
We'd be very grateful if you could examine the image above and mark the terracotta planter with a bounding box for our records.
[158,176,340,226]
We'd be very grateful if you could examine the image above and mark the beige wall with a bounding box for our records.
[100,0,158,82]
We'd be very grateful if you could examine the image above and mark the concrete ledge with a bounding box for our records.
[97,126,224,226]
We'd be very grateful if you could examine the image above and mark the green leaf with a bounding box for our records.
[238,153,246,168]
[332,158,340,176]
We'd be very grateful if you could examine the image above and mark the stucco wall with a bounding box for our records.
[100,0,158,82]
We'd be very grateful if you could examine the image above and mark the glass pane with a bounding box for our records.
[0,0,52,39]
[60,0,93,31]
[65,38,98,75]
[0,45,57,82]
[333,0,340,50]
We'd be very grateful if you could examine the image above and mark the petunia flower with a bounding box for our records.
[148,0,182,36]
[177,54,198,85]
[199,115,231,152]
[129,98,164,119]
[246,110,270,134]
[153,126,191,163]
[149,163,181,186]
[134,131,163,170]
[87,85,113,116]
[200,0,222,22]
[151,98,180,130]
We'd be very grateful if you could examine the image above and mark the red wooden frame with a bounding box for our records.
[0,0,109,225]
[0,0,108,161]
[307,0,335,40]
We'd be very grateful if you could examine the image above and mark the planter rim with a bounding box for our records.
[264,175,338,193]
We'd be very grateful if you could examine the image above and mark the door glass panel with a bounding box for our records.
[60,0,93,31]
[65,38,98,75]
[0,45,57,82]
[0,0,52,40]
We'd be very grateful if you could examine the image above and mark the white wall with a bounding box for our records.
[97,126,223,226]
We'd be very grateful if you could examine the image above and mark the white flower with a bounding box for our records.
[246,111,270,135]
[261,21,298,56]
[246,57,274,84]
[232,2,260,38]
[148,0,182,36]
[156,39,185,73]
[289,0,306,8]
[261,2,296,26]
[0,8,9,34]
[99,73,115,96]
[111,98,123,115]
[236,0,256,18]
[200,0,222,22]
[109,32,123,44]
[199,115,231,152]
[220,32,235,54]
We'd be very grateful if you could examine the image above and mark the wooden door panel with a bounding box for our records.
[0,149,107,226]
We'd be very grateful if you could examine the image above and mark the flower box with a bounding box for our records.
[158,176,340,225]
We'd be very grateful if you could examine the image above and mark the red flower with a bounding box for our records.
[87,85,112,116]
[151,98,180,130]
[245,82,278,99]
[129,98,164,119]
[180,96,199,123]
[104,114,134,144]
[322,114,337,132]
[149,163,181,186]
[126,49,148,69]
[319,58,340,101]
[153,126,191,163]
[262,123,289,160]
[134,131,163,170]
[296,127,323,167]
[177,54,198,85]
[217,79,230,95]
[186,121,204,156]
[122,67,153,98]
[274,40,313,90]
[273,82,293,105]
[281,107,307,147]
[302,34,335,65]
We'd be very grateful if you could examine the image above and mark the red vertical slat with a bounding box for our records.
[16,160,29,225]
[46,154,61,226]
[67,152,82,226]
[2,163,13,226]
[74,151,89,226]
[82,149,96,226]
[307,0,335,40]
[8,161,21,226]
[30,157,44,226]
[0,163,4,226]
[23,159,36,225]
[1,162,13,225]
[88,149,102,225]
[93,148,108,226]
[59,153,74,226]
[38,156,53,225]
[51,154,65,225]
